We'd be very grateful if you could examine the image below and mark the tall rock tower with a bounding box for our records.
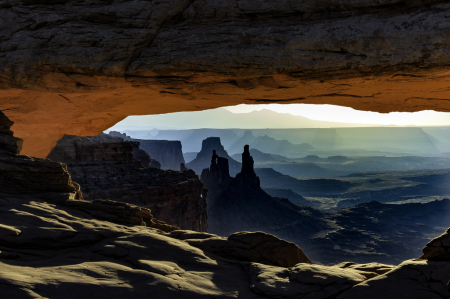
[235,145,260,188]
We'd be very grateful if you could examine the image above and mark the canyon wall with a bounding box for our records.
[1,1,450,157]
[136,140,185,171]
[47,134,208,232]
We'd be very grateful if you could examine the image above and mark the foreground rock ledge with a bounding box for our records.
[2,1,450,156]
[1,192,450,299]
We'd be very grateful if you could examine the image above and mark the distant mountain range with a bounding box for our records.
[109,108,380,131]
[125,126,449,157]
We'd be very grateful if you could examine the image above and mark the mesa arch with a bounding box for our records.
[1,0,450,157]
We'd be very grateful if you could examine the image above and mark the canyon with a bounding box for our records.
[1,1,450,297]
[1,109,450,298]
[46,133,207,232]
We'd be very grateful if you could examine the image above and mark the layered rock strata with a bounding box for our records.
[48,134,208,232]
[2,1,450,157]
[0,111,82,200]
[108,132,184,171]
[0,110,177,230]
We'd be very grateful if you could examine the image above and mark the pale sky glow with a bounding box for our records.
[224,104,450,126]
[108,104,450,132]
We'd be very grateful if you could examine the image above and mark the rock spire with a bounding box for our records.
[235,144,260,188]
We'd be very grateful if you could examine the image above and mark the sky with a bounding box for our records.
[225,104,450,126]
[108,104,450,131]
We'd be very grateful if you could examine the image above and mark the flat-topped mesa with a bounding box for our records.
[0,111,82,200]
[235,145,260,188]
[48,134,208,232]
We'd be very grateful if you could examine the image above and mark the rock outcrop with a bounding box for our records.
[187,137,241,176]
[201,145,450,264]
[0,110,178,231]
[3,1,450,157]
[0,111,82,200]
[235,144,260,188]
[47,134,208,232]
[421,227,450,261]
[201,145,332,262]
[172,230,312,267]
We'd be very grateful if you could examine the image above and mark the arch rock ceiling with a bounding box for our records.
[1,0,450,157]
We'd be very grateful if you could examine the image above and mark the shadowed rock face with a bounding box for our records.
[0,111,82,200]
[136,140,185,171]
[47,134,208,232]
[188,137,241,176]
[2,1,450,157]
[235,144,260,188]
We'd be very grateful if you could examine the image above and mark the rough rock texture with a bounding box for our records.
[188,137,241,176]
[249,263,367,299]
[334,262,396,279]
[0,188,412,299]
[336,259,450,299]
[2,1,450,157]
[421,227,450,261]
[47,134,208,232]
[171,231,312,267]
[0,111,82,200]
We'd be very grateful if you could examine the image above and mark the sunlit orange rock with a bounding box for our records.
[1,1,450,157]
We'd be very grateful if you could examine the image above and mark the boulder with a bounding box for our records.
[174,231,312,268]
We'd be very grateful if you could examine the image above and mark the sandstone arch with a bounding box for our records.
[1,0,450,157]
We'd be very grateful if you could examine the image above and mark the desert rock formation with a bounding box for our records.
[136,140,185,171]
[2,109,450,298]
[0,111,82,200]
[2,1,450,156]
[421,227,450,261]
[108,131,184,170]
[187,137,241,176]
[47,134,207,232]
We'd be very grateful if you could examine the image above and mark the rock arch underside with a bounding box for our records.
[1,0,450,157]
